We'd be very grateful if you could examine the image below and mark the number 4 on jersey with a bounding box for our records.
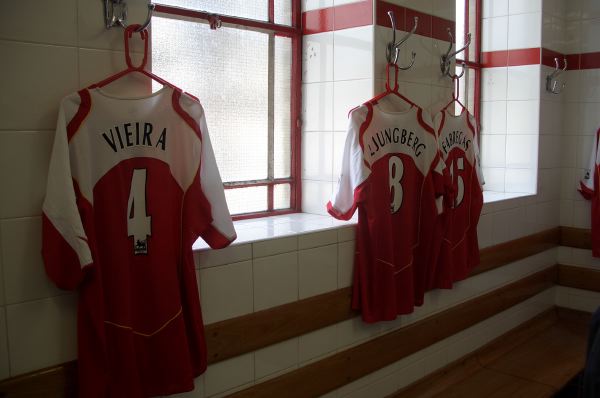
[127,168,152,255]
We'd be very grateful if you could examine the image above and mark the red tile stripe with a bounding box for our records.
[303,0,455,42]
[482,48,600,70]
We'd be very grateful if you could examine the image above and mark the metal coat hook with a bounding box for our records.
[208,14,222,30]
[386,12,418,70]
[104,0,155,32]
[441,28,471,78]
[546,57,567,94]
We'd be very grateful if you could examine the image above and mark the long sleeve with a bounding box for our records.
[42,98,93,290]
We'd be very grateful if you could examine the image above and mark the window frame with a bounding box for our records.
[153,1,303,220]
[456,0,482,123]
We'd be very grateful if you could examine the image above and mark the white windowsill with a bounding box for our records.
[192,213,358,251]
[192,191,535,252]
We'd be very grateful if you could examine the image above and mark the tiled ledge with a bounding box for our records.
[192,213,358,251]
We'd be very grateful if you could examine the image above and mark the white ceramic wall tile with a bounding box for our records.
[78,48,149,97]
[298,229,338,250]
[481,135,507,168]
[333,26,374,81]
[508,12,542,49]
[431,0,455,20]
[302,131,334,182]
[536,200,560,228]
[538,135,561,169]
[336,317,382,350]
[302,180,334,215]
[0,307,8,380]
[506,101,540,134]
[483,0,509,18]
[505,168,538,194]
[0,131,53,219]
[299,244,338,299]
[564,71,582,105]
[1,217,64,305]
[507,65,541,101]
[481,101,508,134]
[333,79,374,131]
[482,16,509,52]
[303,32,334,84]
[0,0,77,45]
[578,69,600,103]
[302,0,334,12]
[539,100,563,135]
[397,36,436,86]
[337,225,356,242]
[572,200,591,229]
[581,0,600,19]
[505,134,538,169]
[203,353,254,397]
[194,244,252,269]
[580,103,600,136]
[253,252,298,311]
[537,169,561,203]
[509,0,542,15]
[580,18,600,53]
[302,82,334,132]
[387,0,433,14]
[337,240,355,288]
[481,68,508,101]
[560,200,574,227]
[253,236,298,259]
[255,338,298,379]
[0,41,78,131]
[77,0,150,51]
[199,261,253,324]
[576,134,594,170]
[477,213,494,248]
[544,0,567,18]
[6,294,77,376]
[299,324,338,364]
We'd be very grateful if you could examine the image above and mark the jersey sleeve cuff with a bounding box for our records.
[327,201,357,221]
[579,181,595,200]
[200,224,237,249]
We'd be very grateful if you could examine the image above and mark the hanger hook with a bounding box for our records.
[105,1,155,32]
[546,57,567,94]
[441,28,471,77]
[386,14,418,69]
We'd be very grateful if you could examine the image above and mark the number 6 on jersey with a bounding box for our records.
[389,156,404,213]
[127,168,152,255]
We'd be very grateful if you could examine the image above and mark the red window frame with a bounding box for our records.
[456,0,482,123]
[153,1,303,220]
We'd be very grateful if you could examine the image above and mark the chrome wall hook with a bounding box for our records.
[386,12,418,70]
[546,57,567,94]
[104,0,155,32]
[440,28,471,78]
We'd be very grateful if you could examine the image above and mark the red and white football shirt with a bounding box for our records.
[327,102,447,323]
[433,109,484,286]
[579,128,600,257]
[42,86,236,397]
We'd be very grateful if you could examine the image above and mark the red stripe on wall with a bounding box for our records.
[581,52,600,70]
[481,50,508,67]
[431,16,455,43]
[566,53,581,70]
[507,48,540,66]
[302,7,334,35]
[334,0,373,31]
[541,48,563,68]
[406,8,432,38]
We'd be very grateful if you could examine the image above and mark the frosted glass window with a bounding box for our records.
[152,17,269,183]
[274,184,290,209]
[225,186,268,214]
[274,36,292,179]
[158,0,268,21]
[275,0,292,25]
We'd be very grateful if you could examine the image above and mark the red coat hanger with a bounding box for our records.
[442,74,467,115]
[368,63,416,108]
[88,24,180,91]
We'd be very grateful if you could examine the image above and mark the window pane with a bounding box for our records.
[158,0,268,21]
[274,36,292,179]
[225,187,267,214]
[274,184,290,209]
[275,0,292,25]
[152,17,269,182]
